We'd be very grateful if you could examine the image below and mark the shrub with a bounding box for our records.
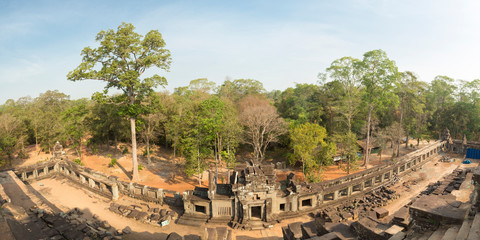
[109,158,117,167]
[122,147,129,155]
[73,158,84,166]
[138,164,144,171]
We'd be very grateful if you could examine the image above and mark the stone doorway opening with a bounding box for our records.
[251,206,262,220]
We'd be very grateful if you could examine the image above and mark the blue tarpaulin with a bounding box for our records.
[463,159,472,164]
[466,148,480,159]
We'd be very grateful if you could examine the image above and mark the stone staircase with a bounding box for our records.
[282,220,356,240]
[204,226,233,240]
[395,211,480,240]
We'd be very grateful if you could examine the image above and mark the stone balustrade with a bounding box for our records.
[274,141,446,218]
[12,159,179,205]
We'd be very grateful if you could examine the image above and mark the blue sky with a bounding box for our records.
[1,0,480,103]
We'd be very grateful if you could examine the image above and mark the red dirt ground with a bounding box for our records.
[13,140,432,193]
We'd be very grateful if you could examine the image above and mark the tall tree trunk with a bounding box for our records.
[146,134,151,165]
[114,133,118,158]
[131,117,139,181]
[214,137,218,184]
[106,132,110,151]
[164,127,168,148]
[197,147,201,186]
[405,134,409,149]
[364,105,373,168]
[347,156,350,175]
[302,159,305,179]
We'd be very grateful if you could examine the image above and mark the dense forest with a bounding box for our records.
[1,55,479,182]
[1,24,480,182]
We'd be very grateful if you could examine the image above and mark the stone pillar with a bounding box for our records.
[44,166,49,175]
[347,186,353,196]
[333,190,339,200]
[291,196,298,211]
[129,182,134,194]
[80,175,86,184]
[112,184,119,201]
[360,182,365,191]
[157,189,164,205]
[317,193,324,204]
[380,174,385,183]
[54,163,60,172]
[143,186,149,196]
[33,169,38,178]
[472,167,480,207]
[100,183,106,192]
[88,178,95,188]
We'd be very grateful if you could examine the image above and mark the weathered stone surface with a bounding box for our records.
[301,221,317,238]
[467,213,480,240]
[184,235,201,240]
[122,226,132,235]
[287,222,303,239]
[410,195,469,228]
[166,232,182,240]
[374,208,389,219]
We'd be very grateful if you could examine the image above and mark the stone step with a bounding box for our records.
[441,226,459,240]
[467,213,480,240]
[456,219,472,240]
[428,228,447,240]
[388,231,406,240]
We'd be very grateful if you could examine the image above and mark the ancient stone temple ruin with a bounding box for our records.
[179,141,445,229]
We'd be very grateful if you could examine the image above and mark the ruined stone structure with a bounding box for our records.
[12,159,182,207]
[179,141,446,229]
[12,139,448,230]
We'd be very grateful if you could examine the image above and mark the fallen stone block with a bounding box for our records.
[374,208,389,219]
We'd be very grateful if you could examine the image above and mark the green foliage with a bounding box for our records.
[290,122,335,180]
[107,154,117,167]
[73,158,84,166]
[334,131,360,174]
[138,164,144,171]
[122,147,129,155]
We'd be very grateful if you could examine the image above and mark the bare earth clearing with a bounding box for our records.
[15,139,434,193]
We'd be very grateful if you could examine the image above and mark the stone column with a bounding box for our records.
[317,193,324,205]
[33,169,38,179]
[112,184,119,201]
[333,190,339,200]
[157,189,164,205]
[143,186,149,196]
[21,172,27,181]
[80,175,86,184]
[360,182,365,191]
[44,166,49,175]
[347,186,353,196]
[88,178,95,188]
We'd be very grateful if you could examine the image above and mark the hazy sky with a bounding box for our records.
[1,0,480,104]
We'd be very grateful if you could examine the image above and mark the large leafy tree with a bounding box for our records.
[290,122,329,177]
[68,23,171,181]
[426,75,456,138]
[326,56,362,132]
[63,99,89,159]
[35,90,70,152]
[359,50,399,168]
